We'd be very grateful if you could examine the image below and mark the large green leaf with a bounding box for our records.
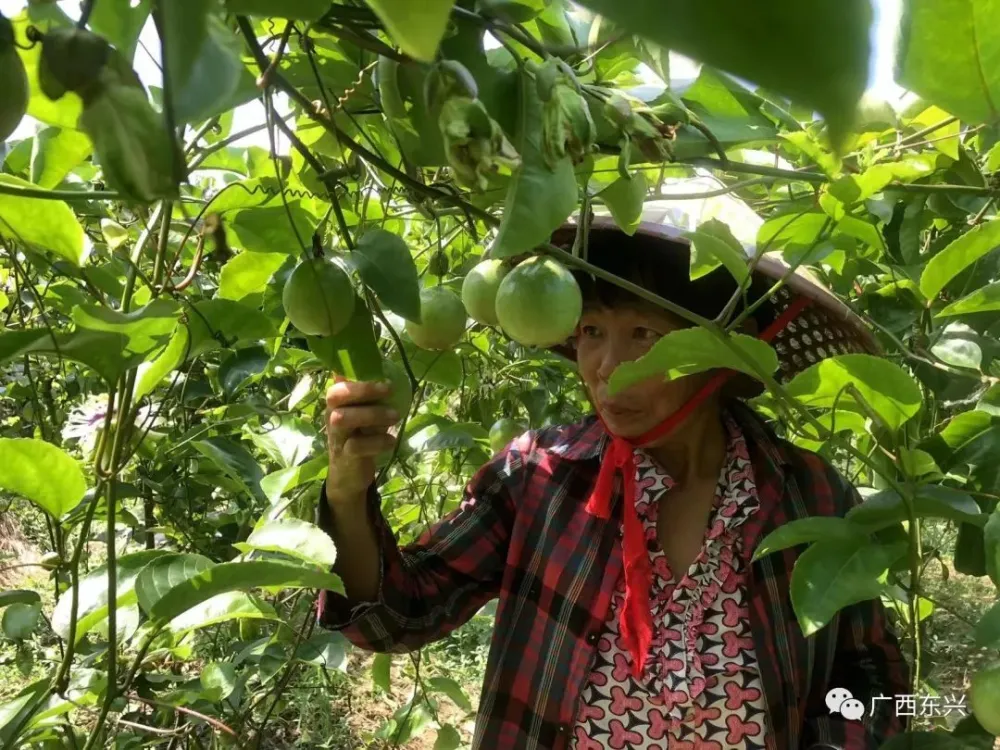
[364,0,457,62]
[687,219,749,283]
[920,218,1000,301]
[0,591,41,609]
[985,508,1000,586]
[938,282,1000,317]
[596,173,647,236]
[235,518,338,568]
[148,560,345,623]
[308,297,385,382]
[791,538,906,636]
[135,553,216,616]
[297,630,349,671]
[897,0,1000,126]
[172,16,259,124]
[0,439,86,520]
[71,299,182,358]
[351,230,422,323]
[186,299,278,358]
[846,487,985,531]
[575,0,870,146]
[29,128,93,189]
[218,345,271,398]
[2,603,40,640]
[752,517,865,561]
[52,550,170,642]
[608,329,778,396]
[975,600,1000,647]
[191,437,266,503]
[166,591,277,635]
[218,251,287,302]
[159,0,208,95]
[134,325,190,400]
[261,455,327,504]
[0,328,141,385]
[492,74,578,258]
[200,662,238,702]
[89,0,151,60]
[225,0,330,20]
[783,354,922,432]
[0,175,87,266]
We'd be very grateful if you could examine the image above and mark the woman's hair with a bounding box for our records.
[564,226,777,332]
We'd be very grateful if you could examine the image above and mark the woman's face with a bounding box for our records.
[575,302,711,438]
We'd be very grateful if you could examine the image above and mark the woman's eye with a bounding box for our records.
[636,327,661,341]
[580,325,601,337]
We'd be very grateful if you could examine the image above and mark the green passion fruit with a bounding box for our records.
[494,256,582,348]
[461,258,509,326]
[282,258,356,337]
[970,662,1000,735]
[405,286,467,350]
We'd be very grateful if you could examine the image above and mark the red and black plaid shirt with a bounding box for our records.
[317,403,909,749]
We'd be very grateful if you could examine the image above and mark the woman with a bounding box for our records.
[316,207,910,750]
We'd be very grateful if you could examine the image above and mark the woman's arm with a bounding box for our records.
[315,435,526,653]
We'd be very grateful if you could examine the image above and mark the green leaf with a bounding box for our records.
[575,0,871,147]
[186,299,278,358]
[167,591,277,635]
[159,0,208,95]
[88,0,151,60]
[260,455,327,505]
[975,600,1000,648]
[352,229,422,323]
[135,553,215,616]
[29,128,93,189]
[791,538,906,636]
[297,630,349,671]
[426,676,472,711]
[191,437,266,504]
[434,725,463,750]
[148,560,345,623]
[931,335,982,371]
[2,603,41,640]
[372,652,392,692]
[0,591,41,609]
[364,0,457,62]
[985,508,1000,586]
[419,422,489,452]
[235,518,338,568]
[219,251,287,303]
[879,732,965,750]
[224,0,330,20]
[219,345,271,397]
[920,218,1000,301]
[0,328,139,384]
[72,299,181,358]
[172,16,259,125]
[608,329,778,396]
[0,174,87,266]
[0,679,49,747]
[938,282,1000,317]
[492,73,578,258]
[783,354,922,432]
[687,219,749,283]
[100,219,129,250]
[52,549,171,642]
[200,662,237,702]
[751,517,864,561]
[0,438,86,520]
[307,297,385,382]
[897,0,1000,125]
[846,487,985,532]
[596,173,647,236]
[399,346,463,388]
[134,325,190,400]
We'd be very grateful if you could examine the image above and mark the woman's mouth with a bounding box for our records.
[602,403,639,418]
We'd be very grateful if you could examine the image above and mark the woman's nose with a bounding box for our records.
[596,339,630,382]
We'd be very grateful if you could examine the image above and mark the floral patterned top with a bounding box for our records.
[572,415,770,750]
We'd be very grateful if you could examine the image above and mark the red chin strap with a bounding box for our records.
[584,295,811,679]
